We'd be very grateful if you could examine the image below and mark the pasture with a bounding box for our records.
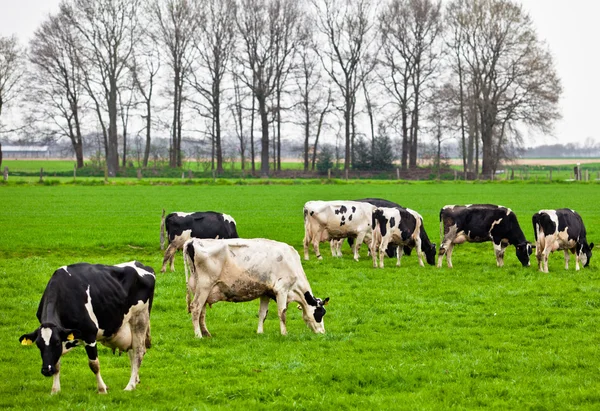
[1,181,600,409]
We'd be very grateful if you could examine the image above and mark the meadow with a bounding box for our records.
[1,181,600,409]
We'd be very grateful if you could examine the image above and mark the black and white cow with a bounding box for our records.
[354,198,436,264]
[19,261,155,394]
[303,200,376,261]
[370,206,436,268]
[183,238,329,337]
[160,210,238,272]
[438,204,532,268]
[532,208,594,272]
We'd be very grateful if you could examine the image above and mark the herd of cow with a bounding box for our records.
[19,199,594,394]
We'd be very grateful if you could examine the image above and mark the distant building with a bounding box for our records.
[2,145,50,159]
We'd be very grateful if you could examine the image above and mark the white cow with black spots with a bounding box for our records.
[303,200,376,261]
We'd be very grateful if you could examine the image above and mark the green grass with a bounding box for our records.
[1,182,600,409]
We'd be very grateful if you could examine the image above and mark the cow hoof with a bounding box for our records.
[317,256,323,260]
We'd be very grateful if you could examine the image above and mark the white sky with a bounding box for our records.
[0,0,598,147]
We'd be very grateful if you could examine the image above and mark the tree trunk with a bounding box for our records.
[215,89,223,173]
[258,97,270,177]
[303,95,309,172]
[143,100,152,168]
[107,80,119,177]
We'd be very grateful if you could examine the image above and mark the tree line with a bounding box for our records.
[0,0,561,178]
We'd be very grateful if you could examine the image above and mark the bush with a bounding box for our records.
[316,144,336,174]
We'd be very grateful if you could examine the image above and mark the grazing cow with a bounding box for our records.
[438,204,532,268]
[19,261,155,394]
[303,200,376,261]
[371,206,435,268]
[532,209,594,272]
[354,198,436,264]
[183,238,329,337]
[160,210,238,272]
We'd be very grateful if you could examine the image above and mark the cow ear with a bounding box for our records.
[297,305,303,311]
[59,328,81,342]
[323,297,330,306]
[19,330,38,346]
[590,243,595,250]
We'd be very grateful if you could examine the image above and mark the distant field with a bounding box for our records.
[1,182,599,409]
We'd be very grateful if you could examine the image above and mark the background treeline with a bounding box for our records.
[0,0,561,178]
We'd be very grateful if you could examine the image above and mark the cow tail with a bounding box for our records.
[532,213,539,242]
[160,209,166,251]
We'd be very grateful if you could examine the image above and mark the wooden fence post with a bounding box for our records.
[3,166,8,181]
[397,168,401,180]
[73,164,76,181]
[345,169,348,181]
[137,169,142,180]
[549,170,552,181]
[104,166,108,183]
[328,168,331,179]
[39,168,44,183]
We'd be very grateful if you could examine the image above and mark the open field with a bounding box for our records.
[1,182,600,409]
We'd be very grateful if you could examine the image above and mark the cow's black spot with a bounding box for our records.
[341,216,346,221]
[349,214,353,221]
[352,206,356,213]
[310,211,314,216]
[390,217,395,228]
[335,209,340,215]
[186,242,195,262]
[340,206,347,214]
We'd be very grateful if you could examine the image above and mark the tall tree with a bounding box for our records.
[0,35,24,124]
[130,35,160,168]
[446,0,561,176]
[150,0,201,168]
[28,11,87,168]
[189,0,237,174]
[294,20,333,172]
[236,0,301,177]
[62,0,141,177]
[312,0,375,171]
[379,0,443,169]
[0,35,24,168]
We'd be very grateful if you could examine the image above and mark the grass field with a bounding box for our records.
[1,181,600,409]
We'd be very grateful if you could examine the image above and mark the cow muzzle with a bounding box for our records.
[41,364,57,377]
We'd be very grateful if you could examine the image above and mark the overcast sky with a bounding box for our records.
[1,0,598,147]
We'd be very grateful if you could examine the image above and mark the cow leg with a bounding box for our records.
[312,236,323,260]
[370,240,378,268]
[535,237,544,271]
[563,249,570,270]
[125,309,149,391]
[257,296,270,334]
[574,248,581,271]
[190,284,212,338]
[85,343,108,394]
[51,360,61,394]
[415,237,424,267]
[199,305,211,337]
[330,240,340,257]
[353,232,367,262]
[161,244,178,273]
[493,241,506,267]
[540,239,551,273]
[445,243,456,268]
[275,294,288,335]
[378,238,389,269]
[303,232,310,260]
[396,245,403,267]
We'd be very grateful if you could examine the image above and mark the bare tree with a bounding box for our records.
[189,0,237,174]
[294,20,334,172]
[61,0,140,176]
[28,11,87,167]
[150,0,201,168]
[379,0,443,169]
[130,35,160,168]
[446,0,561,176]
[312,0,376,171]
[236,0,302,177]
[0,35,24,123]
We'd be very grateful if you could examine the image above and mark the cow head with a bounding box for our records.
[578,242,594,267]
[302,292,329,334]
[19,323,80,377]
[423,242,437,266]
[515,242,533,267]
